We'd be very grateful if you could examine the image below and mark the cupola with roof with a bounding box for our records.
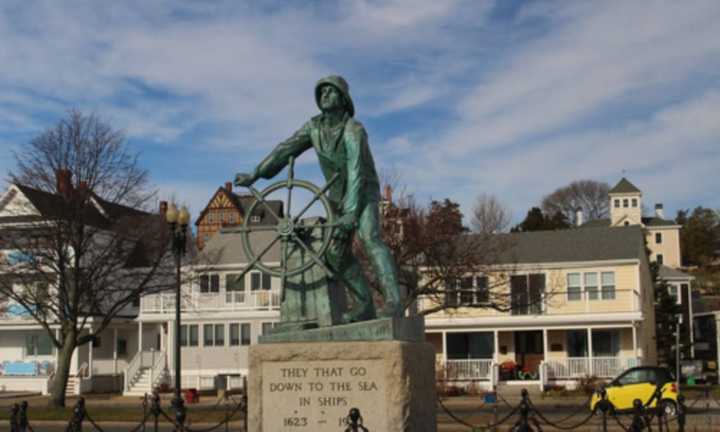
[609,177,643,227]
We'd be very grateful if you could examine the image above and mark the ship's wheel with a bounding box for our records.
[233,157,340,283]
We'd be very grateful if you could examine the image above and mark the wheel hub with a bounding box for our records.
[277,218,295,236]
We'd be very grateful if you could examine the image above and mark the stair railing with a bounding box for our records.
[149,351,166,390]
[124,350,144,392]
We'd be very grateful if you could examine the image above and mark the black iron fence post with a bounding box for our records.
[511,389,534,432]
[19,401,28,432]
[597,388,611,432]
[677,394,686,432]
[9,403,19,432]
[151,391,161,432]
[655,385,665,432]
[142,393,148,432]
[243,375,248,432]
[68,397,86,432]
[630,399,645,432]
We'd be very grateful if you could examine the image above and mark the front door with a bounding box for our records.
[515,331,544,378]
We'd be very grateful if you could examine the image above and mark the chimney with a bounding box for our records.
[655,203,664,219]
[225,182,233,192]
[383,185,393,204]
[575,207,584,227]
[56,169,73,199]
[159,201,168,217]
[77,180,89,196]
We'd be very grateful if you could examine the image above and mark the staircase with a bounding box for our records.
[125,367,167,396]
[123,350,167,396]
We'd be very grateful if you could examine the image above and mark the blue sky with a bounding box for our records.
[1,0,719,224]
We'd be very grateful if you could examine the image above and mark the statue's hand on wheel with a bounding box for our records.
[334,214,357,240]
[234,172,257,187]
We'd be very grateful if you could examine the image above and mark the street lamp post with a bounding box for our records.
[165,203,190,430]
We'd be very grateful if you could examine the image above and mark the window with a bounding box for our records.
[566,330,588,357]
[614,199,620,208]
[668,285,678,303]
[585,273,598,300]
[475,276,489,303]
[25,334,52,356]
[251,272,271,290]
[511,274,544,315]
[204,324,214,346]
[656,254,664,265]
[623,199,629,208]
[199,274,220,293]
[445,279,460,306]
[230,324,240,346]
[567,273,582,301]
[601,272,616,300]
[592,330,620,356]
[180,325,199,347]
[214,324,225,346]
[251,215,261,223]
[92,337,102,348]
[242,323,251,345]
[460,277,474,304]
[655,233,662,244]
[226,273,245,303]
[632,198,638,207]
[189,325,198,346]
[228,323,250,346]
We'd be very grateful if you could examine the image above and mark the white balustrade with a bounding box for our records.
[443,359,493,380]
[545,357,638,379]
[140,289,281,314]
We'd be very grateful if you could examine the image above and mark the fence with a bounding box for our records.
[12,383,720,431]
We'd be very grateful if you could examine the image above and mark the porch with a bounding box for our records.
[429,326,642,386]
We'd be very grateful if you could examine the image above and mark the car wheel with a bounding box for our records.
[661,399,677,417]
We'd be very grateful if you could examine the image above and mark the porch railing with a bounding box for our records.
[545,357,639,379]
[442,359,493,380]
[140,290,280,314]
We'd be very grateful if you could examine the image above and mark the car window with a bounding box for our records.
[618,369,648,385]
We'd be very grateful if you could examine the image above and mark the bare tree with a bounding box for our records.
[541,180,610,224]
[471,193,511,234]
[0,110,173,407]
[354,184,520,316]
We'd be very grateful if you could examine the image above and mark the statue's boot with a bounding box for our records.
[339,260,376,324]
[368,244,404,318]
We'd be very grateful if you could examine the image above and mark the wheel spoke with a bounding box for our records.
[290,232,335,278]
[248,185,282,222]
[280,238,289,301]
[223,225,277,234]
[292,173,340,224]
[286,157,294,219]
[234,235,281,283]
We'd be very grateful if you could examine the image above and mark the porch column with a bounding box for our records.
[88,329,94,378]
[631,324,638,359]
[159,323,164,352]
[587,328,593,376]
[168,321,175,373]
[441,331,447,364]
[113,328,118,375]
[542,329,548,358]
[493,330,499,363]
[138,321,143,352]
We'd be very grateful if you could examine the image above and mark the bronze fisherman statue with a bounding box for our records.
[234,75,403,323]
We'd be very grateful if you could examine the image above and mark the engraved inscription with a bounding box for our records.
[261,360,385,431]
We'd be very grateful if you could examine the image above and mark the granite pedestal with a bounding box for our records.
[248,318,437,432]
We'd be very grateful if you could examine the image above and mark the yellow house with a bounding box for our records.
[422,225,656,389]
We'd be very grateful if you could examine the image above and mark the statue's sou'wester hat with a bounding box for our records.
[315,75,355,117]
